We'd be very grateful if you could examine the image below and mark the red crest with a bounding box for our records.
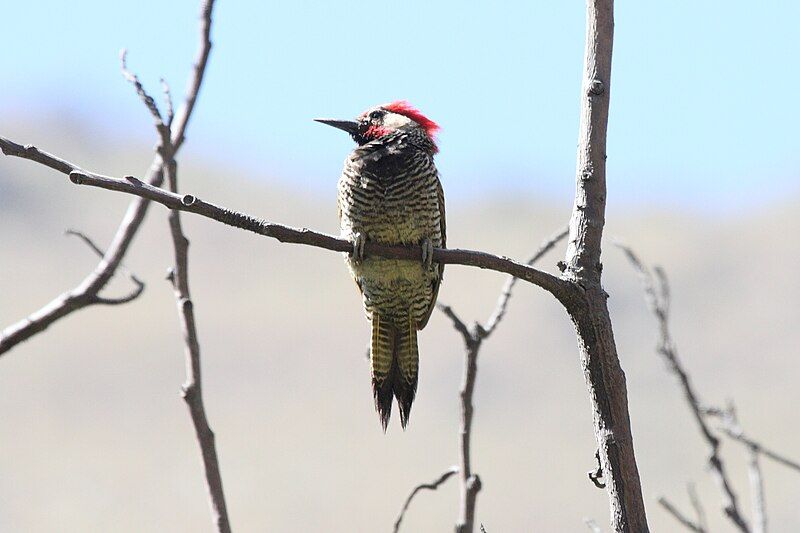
[383,101,440,141]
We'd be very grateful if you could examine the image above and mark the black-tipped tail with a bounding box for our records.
[370,314,419,430]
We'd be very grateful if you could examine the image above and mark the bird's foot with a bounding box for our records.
[351,232,367,263]
[420,237,434,270]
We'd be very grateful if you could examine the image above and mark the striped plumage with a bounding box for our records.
[317,101,445,430]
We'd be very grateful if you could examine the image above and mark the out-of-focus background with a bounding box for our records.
[1,1,799,531]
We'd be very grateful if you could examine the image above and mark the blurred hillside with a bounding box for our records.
[1,120,799,532]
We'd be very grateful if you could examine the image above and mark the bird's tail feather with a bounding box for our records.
[371,314,419,430]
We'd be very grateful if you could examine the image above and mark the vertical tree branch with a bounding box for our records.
[688,483,707,533]
[124,1,227,530]
[163,149,230,533]
[561,1,649,530]
[748,449,766,533]
[425,228,567,533]
[156,3,228,526]
[436,304,483,533]
[456,332,482,533]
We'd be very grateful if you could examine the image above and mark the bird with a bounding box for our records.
[315,101,446,430]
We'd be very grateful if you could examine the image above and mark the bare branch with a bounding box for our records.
[430,230,566,533]
[558,1,649,530]
[0,156,162,356]
[159,152,229,532]
[749,449,766,533]
[658,497,705,533]
[482,226,568,338]
[0,136,574,303]
[160,78,175,126]
[436,304,472,343]
[393,466,459,533]
[65,228,110,259]
[687,483,707,533]
[120,4,228,530]
[455,338,482,533]
[64,229,145,305]
[119,49,170,145]
[704,405,800,474]
[0,0,216,357]
[171,0,214,151]
[619,244,749,532]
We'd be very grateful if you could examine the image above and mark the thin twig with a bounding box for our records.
[482,226,568,337]
[161,150,230,532]
[393,466,458,532]
[121,2,228,530]
[160,78,175,126]
[455,335,482,533]
[437,304,472,342]
[702,403,776,533]
[658,497,705,533]
[704,405,800,474]
[432,230,566,533]
[687,483,707,533]
[64,229,145,304]
[0,157,162,354]
[119,49,170,145]
[749,449,766,533]
[171,0,214,151]
[618,243,749,532]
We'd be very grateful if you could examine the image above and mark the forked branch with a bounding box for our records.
[401,229,566,533]
[393,466,459,533]
[0,0,217,358]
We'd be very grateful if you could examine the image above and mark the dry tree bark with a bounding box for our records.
[1,0,651,530]
[558,1,649,530]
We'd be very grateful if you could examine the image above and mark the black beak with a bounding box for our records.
[314,118,359,135]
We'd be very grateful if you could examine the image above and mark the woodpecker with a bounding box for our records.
[316,101,446,430]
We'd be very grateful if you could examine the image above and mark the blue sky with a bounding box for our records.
[2,1,798,212]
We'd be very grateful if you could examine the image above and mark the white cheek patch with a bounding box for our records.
[382,112,413,130]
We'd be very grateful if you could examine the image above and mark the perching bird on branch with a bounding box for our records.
[316,102,446,430]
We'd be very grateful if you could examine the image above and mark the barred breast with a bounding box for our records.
[337,136,444,329]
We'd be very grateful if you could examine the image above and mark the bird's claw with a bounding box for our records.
[421,238,434,270]
[351,232,367,263]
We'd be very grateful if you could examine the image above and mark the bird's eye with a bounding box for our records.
[369,110,383,120]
